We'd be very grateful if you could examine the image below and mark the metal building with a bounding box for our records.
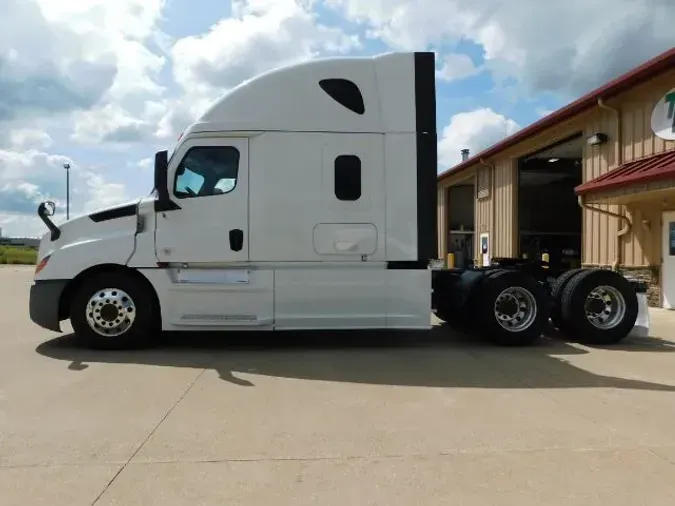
[437,47,675,308]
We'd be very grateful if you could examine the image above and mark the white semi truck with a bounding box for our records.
[29,52,639,349]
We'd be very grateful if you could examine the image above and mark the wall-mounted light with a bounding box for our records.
[587,132,608,146]
[548,158,559,163]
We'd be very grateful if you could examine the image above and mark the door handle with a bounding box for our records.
[229,229,244,251]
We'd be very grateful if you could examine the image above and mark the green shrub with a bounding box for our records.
[0,246,38,265]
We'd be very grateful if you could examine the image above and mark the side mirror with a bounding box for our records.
[153,150,180,212]
[154,150,169,201]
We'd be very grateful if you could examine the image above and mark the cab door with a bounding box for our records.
[155,137,249,264]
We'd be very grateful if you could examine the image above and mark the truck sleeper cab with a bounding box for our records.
[28,52,639,349]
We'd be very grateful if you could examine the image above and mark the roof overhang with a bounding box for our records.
[575,149,675,203]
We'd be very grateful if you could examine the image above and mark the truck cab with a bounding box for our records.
[29,52,440,348]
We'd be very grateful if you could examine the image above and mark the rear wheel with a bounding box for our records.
[560,269,637,344]
[70,271,158,350]
[477,270,549,346]
[550,268,586,332]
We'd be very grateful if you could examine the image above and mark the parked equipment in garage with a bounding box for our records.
[27,52,640,349]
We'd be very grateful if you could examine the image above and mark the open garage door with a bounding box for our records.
[447,181,475,269]
[518,134,583,270]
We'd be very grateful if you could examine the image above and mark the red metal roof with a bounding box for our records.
[438,46,675,183]
[575,149,675,196]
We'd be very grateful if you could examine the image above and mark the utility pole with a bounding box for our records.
[63,163,71,220]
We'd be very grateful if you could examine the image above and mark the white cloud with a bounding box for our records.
[0,213,46,238]
[79,172,129,213]
[173,0,359,94]
[160,0,361,138]
[0,148,129,236]
[6,129,53,150]
[327,0,675,97]
[136,157,154,172]
[436,53,481,82]
[438,108,520,168]
[0,0,169,143]
[71,102,167,144]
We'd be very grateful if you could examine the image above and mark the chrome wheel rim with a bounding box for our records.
[85,288,136,337]
[584,285,626,330]
[494,287,538,332]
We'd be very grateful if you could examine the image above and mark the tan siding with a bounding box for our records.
[621,72,675,163]
[494,113,592,162]
[492,158,516,257]
[440,167,477,187]
[582,71,675,267]
[582,108,619,266]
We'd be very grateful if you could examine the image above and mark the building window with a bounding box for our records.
[477,165,492,199]
[319,79,365,115]
[335,155,362,201]
[174,146,240,199]
[669,221,675,256]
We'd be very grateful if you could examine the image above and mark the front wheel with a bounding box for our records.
[477,270,549,346]
[70,271,158,350]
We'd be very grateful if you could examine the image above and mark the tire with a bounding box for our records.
[435,307,478,335]
[550,268,586,332]
[559,269,638,345]
[477,270,549,346]
[69,271,158,350]
[435,270,508,335]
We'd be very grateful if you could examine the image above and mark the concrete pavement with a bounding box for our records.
[2,265,675,505]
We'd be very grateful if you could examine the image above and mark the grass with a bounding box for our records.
[0,245,38,265]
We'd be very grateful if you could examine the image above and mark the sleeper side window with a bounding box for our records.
[334,155,361,201]
[174,146,240,199]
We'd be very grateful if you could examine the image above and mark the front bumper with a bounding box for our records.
[29,280,68,332]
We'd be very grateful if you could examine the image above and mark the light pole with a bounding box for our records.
[63,163,70,220]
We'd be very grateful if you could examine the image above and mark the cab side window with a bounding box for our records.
[174,146,240,199]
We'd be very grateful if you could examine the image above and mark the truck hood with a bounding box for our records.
[37,196,155,258]
[34,194,159,280]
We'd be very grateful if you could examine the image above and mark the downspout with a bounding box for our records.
[578,195,630,271]
[586,97,627,270]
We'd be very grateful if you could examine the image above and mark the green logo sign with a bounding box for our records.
[666,91,675,129]
[651,88,675,141]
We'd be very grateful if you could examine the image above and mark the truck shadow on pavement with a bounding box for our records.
[35,324,675,391]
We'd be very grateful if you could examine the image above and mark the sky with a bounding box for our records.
[0,0,674,237]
